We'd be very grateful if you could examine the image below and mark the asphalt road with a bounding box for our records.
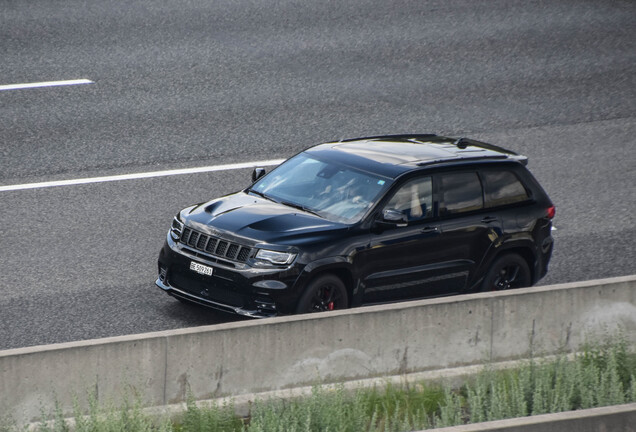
[1,0,635,350]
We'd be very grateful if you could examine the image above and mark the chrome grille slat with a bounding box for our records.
[179,227,251,263]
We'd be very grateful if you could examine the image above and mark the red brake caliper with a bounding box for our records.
[325,288,334,310]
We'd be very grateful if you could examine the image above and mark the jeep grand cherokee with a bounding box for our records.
[156,135,555,317]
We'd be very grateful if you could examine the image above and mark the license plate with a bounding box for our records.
[190,261,214,276]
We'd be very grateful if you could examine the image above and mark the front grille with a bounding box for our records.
[180,227,252,263]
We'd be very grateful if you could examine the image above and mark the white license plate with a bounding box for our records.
[190,261,214,276]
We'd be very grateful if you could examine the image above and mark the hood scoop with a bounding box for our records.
[247,213,332,232]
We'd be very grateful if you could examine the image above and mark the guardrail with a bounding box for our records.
[2,275,635,424]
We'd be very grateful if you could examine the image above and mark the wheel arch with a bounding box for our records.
[294,258,356,307]
[509,247,536,280]
[476,242,538,289]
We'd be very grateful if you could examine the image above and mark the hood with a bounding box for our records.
[183,192,348,245]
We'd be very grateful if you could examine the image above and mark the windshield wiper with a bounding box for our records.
[248,188,275,202]
[248,190,321,217]
[279,200,322,218]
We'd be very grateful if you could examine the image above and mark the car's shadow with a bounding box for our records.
[159,298,252,327]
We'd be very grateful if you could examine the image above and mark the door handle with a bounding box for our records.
[421,226,440,234]
[481,216,498,223]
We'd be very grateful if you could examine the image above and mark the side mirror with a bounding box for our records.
[252,168,266,182]
[372,209,408,233]
[383,208,407,224]
[371,209,408,233]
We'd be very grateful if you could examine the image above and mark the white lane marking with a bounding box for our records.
[0,159,285,192]
[0,79,94,91]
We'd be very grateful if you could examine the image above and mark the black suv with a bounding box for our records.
[157,135,554,317]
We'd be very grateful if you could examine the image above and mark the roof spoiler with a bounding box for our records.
[453,137,523,156]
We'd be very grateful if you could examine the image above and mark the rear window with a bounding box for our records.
[440,172,483,214]
[482,170,529,208]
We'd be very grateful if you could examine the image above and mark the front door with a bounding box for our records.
[359,176,456,303]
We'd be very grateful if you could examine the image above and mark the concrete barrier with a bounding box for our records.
[2,275,635,423]
[428,403,636,432]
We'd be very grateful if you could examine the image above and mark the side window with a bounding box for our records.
[385,177,433,221]
[440,172,483,215]
[482,170,529,208]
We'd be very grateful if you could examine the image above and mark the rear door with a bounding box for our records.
[435,170,503,292]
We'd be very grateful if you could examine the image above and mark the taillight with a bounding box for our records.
[546,205,556,219]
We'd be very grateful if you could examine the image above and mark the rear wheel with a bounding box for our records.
[295,274,348,314]
[481,253,531,292]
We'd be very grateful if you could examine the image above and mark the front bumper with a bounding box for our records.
[155,277,276,318]
[156,236,301,317]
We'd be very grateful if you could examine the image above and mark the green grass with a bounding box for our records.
[7,334,636,432]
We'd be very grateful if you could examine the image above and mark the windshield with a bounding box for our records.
[250,153,392,223]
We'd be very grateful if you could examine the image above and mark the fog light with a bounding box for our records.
[255,299,277,312]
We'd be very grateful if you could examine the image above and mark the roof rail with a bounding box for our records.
[417,155,511,166]
[338,134,440,143]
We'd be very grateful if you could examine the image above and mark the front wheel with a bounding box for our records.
[481,253,531,292]
[295,274,348,314]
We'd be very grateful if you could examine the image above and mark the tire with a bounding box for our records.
[295,274,348,314]
[480,253,531,292]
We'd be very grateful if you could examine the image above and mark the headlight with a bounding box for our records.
[254,249,296,266]
[170,214,184,240]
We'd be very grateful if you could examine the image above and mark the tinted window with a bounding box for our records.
[482,170,528,208]
[440,172,483,214]
[385,177,433,221]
